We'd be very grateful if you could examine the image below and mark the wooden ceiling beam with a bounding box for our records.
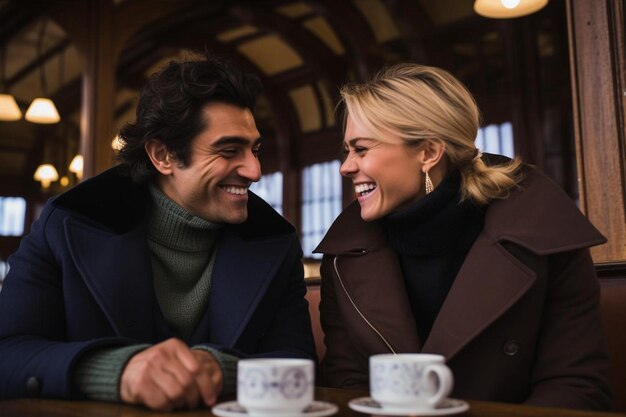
[270,65,318,89]
[112,0,210,59]
[304,0,381,79]
[116,45,172,90]
[229,5,346,89]
[0,0,38,46]
[381,0,437,63]
[5,39,71,88]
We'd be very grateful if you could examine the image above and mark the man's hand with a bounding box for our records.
[120,338,223,411]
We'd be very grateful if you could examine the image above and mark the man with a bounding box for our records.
[0,56,315,411]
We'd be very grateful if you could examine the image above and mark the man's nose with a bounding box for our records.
[239,151,262,182]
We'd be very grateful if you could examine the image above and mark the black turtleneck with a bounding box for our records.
[384,170,485,343]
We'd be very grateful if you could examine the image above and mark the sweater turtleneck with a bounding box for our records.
[384,169,485,343]
[147,184,222,339]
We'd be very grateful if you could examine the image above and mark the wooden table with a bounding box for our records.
[0,387,624,417]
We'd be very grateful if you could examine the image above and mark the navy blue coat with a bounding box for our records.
[0,167,315,399]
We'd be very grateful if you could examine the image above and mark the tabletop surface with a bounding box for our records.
[0,387,624,417]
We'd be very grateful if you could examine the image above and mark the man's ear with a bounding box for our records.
[419,139,446,173]
[145,139,174,175]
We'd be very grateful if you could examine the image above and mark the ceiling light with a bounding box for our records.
[0,45,22,121]
[0,93,22,121]
[25,98,60,124]
[25,19,61,124]
[33,163,59,189]
[474,0,548,18]
[112,135,124,151]
[69,154,83,179]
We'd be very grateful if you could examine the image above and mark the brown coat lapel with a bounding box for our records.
[319,209,539,361]
[422,232,536,359]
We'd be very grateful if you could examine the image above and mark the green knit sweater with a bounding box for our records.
[73,185,238,402]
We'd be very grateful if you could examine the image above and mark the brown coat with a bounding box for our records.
[315,167,611,410]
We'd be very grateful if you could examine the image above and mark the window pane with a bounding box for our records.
[0,197,26,236]
[499,122,514,158]
[249,172,283,214]
[475,128,485,153]
[476,122,515,158]
[483,125,500,154]
[301,160,341,259]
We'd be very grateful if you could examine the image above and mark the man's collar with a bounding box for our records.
[52,165,294,240]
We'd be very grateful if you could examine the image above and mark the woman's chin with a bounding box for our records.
[359,205,384,222]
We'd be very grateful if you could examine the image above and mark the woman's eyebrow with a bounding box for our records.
[348,137,376,147]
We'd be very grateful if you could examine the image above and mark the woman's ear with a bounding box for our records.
[419,139,446,173]
[145,139,174,175]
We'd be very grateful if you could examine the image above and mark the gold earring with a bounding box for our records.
[425,171,433,194]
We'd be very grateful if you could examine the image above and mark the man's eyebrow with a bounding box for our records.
[213,136,263,147]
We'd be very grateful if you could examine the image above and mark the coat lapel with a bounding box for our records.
[64,218,155,341]
[422,233,536,360]
[207,231,291,347]
[316,203,421,353]
[335,247,422,353]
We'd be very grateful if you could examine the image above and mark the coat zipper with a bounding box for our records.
[333,255,396,354]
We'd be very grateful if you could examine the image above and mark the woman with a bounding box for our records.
[315,64,611,410]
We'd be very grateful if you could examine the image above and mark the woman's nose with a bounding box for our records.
[340,156,357,177]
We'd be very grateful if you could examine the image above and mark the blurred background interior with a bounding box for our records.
[0,0,624,280]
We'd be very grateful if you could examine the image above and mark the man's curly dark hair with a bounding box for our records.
[117,54,262,184]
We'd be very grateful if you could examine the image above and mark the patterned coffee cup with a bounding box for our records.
[237,358,314,417]
[370,353,453,411]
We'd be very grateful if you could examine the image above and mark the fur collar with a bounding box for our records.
[52,166,294,240]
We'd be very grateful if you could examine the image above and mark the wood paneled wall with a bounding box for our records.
[567,0,626,263]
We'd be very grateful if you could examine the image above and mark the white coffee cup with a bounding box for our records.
[369,353,453,411]
[237,358,315,417]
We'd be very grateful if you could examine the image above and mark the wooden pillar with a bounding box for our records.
[567,0,626,263]
[501,20,544,169]
[47,0,193,178]
[80,0,116,178]
[42,0,116,178]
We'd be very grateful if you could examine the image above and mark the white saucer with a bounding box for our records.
[348,397,469,416]
[212,401,338,417]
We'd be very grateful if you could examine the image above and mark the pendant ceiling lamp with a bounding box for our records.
[25,19,60,124]
[0,94,22,121]
[33,163,59,189]
[112,135,124,151]
[0,46,22,121]
[25,98,60,123]
[69,154,83,179]
[474,0,549,19]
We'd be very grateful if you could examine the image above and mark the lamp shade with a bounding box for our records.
[0,93,22,121]
[33,163,59,188]
[25,98,60,124]
[69,154,83,179]
[112,135,124,151]
[474,0,548,18]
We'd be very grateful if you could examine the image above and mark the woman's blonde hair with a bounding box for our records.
[339,63,522,205]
